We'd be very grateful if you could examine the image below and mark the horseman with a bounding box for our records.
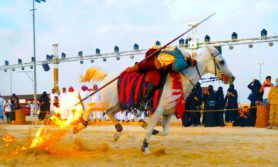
[125,46,196,110]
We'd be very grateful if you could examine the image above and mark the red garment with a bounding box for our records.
[138,48,161,87]
[144,71,161,87]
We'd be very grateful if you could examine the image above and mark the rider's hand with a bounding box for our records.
[188,58,197,66]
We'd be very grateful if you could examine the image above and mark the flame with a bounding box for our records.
[27,91,85,151]
[2,135,16,142]
[80,67,107,83]
[3,89,86,155]
[29,126,48,148]
[50,91,84,128]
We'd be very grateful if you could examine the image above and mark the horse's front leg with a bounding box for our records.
[141,108,163,154]
[138,110,159,136]
[158,114,171,136]
[105,105,123,141]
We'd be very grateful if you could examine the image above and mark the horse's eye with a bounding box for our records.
[219,60,225,65]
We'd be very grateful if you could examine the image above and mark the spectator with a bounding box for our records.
[182,90,193,127]
[60,87,67,99]
[0,104,4,124]
[0,93,4,107]
[260,76,273,106]
[225,84,239,124]
[59,87,68,119]
[91,84,102,122]
[4,98,12,124]
[10,94,19,107]
[0,94,4,123]
[80,85,90,119]
[203,85,217,127]
[28,99,39,117]
[247,79,263,126]
[11,97,20,122]
[267,78,278,130]
[53,96,60,117]
[215,87,225,126]
[238,106,250,127]
[50,88,58,114]
[189,82,202,127]
[67,86,77,119]
[127,110,136,122]
[39,91,50,120]
[10,94,20,116]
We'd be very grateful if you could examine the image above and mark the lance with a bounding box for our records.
[76,13,215,105]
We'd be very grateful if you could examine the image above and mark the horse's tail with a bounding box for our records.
[80,67,107,83]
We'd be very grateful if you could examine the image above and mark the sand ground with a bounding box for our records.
[0,124,278,167]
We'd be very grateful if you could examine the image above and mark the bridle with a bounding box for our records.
[195,47,222,85]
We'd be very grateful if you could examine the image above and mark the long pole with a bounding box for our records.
[32,0,37,101]
[77,13,215,104]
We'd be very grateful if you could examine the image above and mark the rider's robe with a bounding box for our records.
[137,47,190,87]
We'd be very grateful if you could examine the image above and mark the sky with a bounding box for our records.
[0,0,278,103]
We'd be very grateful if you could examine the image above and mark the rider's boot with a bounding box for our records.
[139,83,155,110]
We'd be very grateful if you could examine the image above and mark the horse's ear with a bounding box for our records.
[215,46,222,54]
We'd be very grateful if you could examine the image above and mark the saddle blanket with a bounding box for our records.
[117,72,164,111]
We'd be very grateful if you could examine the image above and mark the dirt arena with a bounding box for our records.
[1,124,278,167]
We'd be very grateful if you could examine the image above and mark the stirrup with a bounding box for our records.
[138,99,152,111]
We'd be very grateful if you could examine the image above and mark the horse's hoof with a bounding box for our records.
[73,123,86,134]
[141,146,151,154]
[114,132,122,141]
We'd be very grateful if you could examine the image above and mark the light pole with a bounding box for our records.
[10,69,13,95]
[30,0,46,101]
[258,62,264,82]
[52,44,59,93]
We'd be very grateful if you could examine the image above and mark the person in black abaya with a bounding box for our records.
[39,91,50,120]
[182,90,193,127]
[225,84,239,124]
[203,85,217,127]
[247,79,263,126]
[10,94,20,121]
[189,82,202,126]
[215,87,225,126]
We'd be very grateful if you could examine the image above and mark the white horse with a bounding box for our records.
[73,46,235,153]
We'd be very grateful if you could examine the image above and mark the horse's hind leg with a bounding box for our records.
[105,105,123,141]
[73,102,103,134]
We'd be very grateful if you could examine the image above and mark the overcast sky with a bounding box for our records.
[0,0,278,103]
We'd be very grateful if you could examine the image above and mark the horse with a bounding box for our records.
[73,46,235,154]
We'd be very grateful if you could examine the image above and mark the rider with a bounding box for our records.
[125,46,196,110]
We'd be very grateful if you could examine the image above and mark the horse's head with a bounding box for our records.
[205,46,235,84]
